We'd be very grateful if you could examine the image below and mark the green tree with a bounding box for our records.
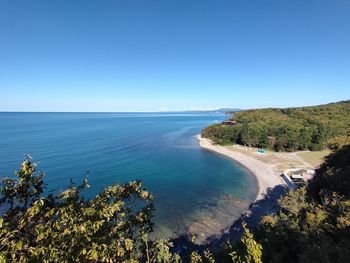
[0,155,44,211]
[326,129,350,151]
[0,156,154,262]
[229,223,263,263]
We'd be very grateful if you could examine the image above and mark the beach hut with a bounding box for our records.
[291,174,304,180]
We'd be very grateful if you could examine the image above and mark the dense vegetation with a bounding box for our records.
[0,156,156,262]
[202,100,350,151]
[0,144,349,262]
[255,144,350,262]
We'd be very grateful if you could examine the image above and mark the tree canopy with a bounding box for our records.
[0,156,155,262]
[202,100,350,151]
[255,144,350,262]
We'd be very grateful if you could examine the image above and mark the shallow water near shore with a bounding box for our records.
[0,112,257,241]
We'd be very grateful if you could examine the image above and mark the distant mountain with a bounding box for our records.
[214,108,241,113]
[158,108,241,114]
[185,108,241,113]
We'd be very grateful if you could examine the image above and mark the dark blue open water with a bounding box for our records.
[0,112,256,239]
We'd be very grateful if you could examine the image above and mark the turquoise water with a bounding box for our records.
[0,112,257,239]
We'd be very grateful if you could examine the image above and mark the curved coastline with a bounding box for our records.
[196,134,284,202]
[171,135,289,248]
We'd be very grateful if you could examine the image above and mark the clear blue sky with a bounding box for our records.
[0,0,349,112]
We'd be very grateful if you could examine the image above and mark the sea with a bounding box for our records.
[0,112,257,241]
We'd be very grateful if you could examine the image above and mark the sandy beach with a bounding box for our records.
[173,135,289,246]
[183,134,327,247]
[196,135,284,201]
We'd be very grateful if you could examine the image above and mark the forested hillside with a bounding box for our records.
[202,100,350,151]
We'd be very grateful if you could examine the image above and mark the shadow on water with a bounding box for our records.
[170,184,288,256]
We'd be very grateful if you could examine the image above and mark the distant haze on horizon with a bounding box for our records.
[0,0,349,112]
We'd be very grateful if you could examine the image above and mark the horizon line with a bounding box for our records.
[0,110,237,114]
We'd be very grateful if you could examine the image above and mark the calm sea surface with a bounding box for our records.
[0,112,257,239]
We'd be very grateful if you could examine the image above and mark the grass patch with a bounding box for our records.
[297,150,331,167]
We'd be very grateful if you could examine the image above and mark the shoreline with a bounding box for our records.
[171,135,289,248]
[182,134,323,248]
[196,134,285,201]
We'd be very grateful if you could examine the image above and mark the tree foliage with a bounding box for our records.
[229,223,263,263]
[0,156,154,262]
[254,145,350,263]
[326,129,350,151]
[202,100,350,151]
